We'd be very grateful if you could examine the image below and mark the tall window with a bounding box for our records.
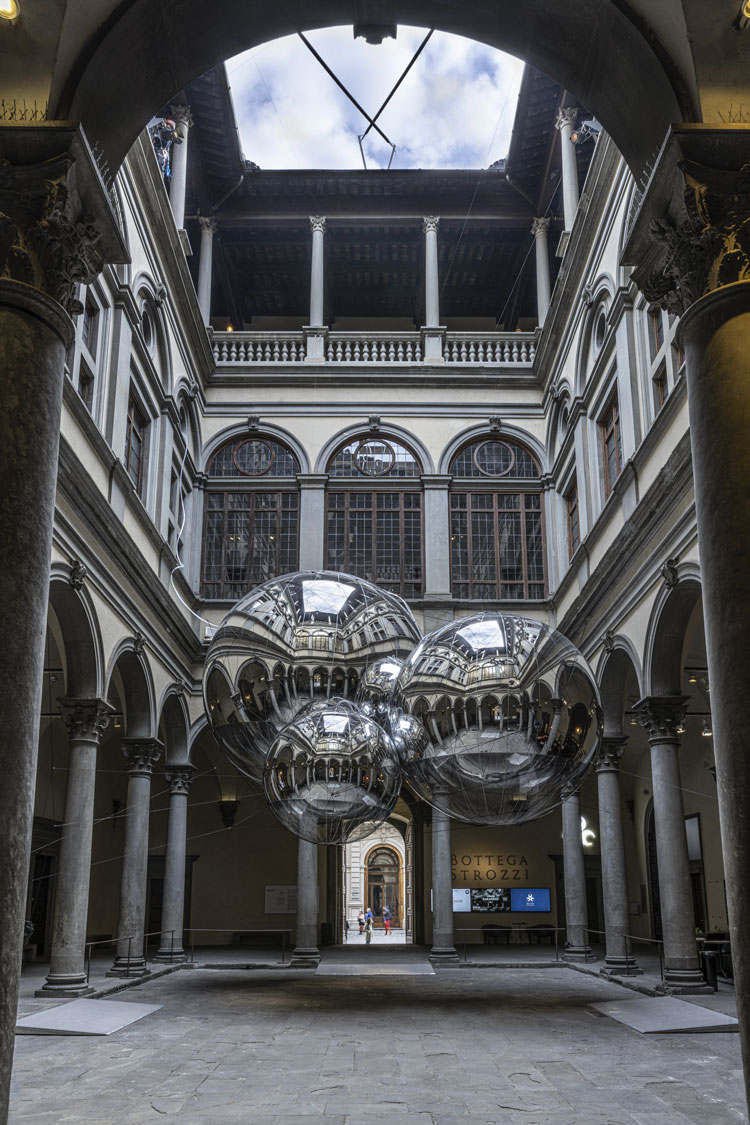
[450,437,545,600]
[124,393,148,495]
[325,436,423,598]
[202,435,300,600]
[565,479,580,559]
[600,393,622,499]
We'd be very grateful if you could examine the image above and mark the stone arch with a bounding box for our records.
[47,570,103,698]
[201,422,310,474]
[597,641,644,735]
[105,640,157,738]
[574,273,616,397]
[546,382,573,462]
[132,273,173,394]
[644,570,703,697]
[158,690,190,766]
[438,422,547,475]
[315,423,433,475]
[52,3,697,181]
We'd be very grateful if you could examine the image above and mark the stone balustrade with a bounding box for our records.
[212,330,536,368]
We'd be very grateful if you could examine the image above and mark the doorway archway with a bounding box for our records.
[365,845,402,928]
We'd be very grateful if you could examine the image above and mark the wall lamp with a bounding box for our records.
[571,119,603,145]
[736,0,750,28]
[0,0,20,20]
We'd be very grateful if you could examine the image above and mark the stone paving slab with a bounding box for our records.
[15,997,162,1036]
[592,995,739,1033]
[316,962,435,976]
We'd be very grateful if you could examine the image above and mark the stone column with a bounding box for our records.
[109,739,163,976]
[422,474,453,632]
[634,696,704,987]
[169,105,193,230]
[596,737,641,975]
[309,214,326,327]
[297,474,328,570]
[38,699,114,996]
[422,216,444,362]
[561,787,593,961]
[430,807,458,962]
[555,107,579,232]
[0,124,126,1124]
[291,836,320,967]
[197,217,217,325]
[531,218,551,326]
[154,766,195,963]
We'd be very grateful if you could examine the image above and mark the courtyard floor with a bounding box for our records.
[9,950,746,1124]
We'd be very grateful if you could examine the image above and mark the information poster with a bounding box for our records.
[264,885,298,915]
[470,887,510,913]
[453,888,471,913]
[510,887,551,912]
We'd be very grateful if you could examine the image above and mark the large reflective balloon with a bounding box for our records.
[354,656,404,723]
[391,613,601,824]
[264,699,401,844]
[203,571,421,789]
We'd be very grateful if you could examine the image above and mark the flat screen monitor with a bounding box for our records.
[510,887,551,912]
[452,888,471,913]
[470,887,510,913]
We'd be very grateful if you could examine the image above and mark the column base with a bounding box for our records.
[290,947,320,968]
[429,946,459,964]
[152,950,187,964]
[563,948,597,963]
[602,956,643,977]
[663,967,714,993]
[106,955,149,978]
[35,974,95,998]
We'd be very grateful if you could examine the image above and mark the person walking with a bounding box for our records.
[383,905,392,936]
[365,916,373,946]
[365,907,374,925]
[357,910,365,935]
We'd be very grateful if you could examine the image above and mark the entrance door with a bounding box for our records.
[366,846,401,927]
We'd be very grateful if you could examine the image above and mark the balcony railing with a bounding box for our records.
[212,329,536,368]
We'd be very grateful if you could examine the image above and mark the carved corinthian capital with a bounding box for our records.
[622,127,750,315]
[633,696,689,743]
[165,766,195,796]
[58,698,115,743]
[0,125,127,315]
[121,738,164,776]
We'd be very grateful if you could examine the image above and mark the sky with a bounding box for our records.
[225,27,525,171]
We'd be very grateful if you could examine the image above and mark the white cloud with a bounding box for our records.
[225,27,525,170]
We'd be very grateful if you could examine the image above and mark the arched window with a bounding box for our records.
[202,435,300,600]
[449,437,545,600]
[325,435,423,598]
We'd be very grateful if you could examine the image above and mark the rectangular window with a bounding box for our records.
[600,393,622,499]
[450,492,545,600]
[566,481,580,558]
[647,307,664,361]
[124,393,148,495]
[671,340,685,380]
[82,299,98,357]
[77,361,95,413]
[201,490,299,600]
[325,491,423,599]
[653,362,667,414]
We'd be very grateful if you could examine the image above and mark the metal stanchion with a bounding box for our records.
[126,936,132,978]
[86,943,92,984]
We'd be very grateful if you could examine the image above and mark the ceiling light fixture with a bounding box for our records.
[735,0,750,27]
[0,0,19,20]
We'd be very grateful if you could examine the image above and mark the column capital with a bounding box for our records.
[422,215,440,234]
[560,781,581,802]
[633,695,689,743]
[164,765,195,796]
[555,106,578,132]
[420,474,453,489]
[120,738,164,776]
[622,127,750,315]
[296,473,329,489]
[58,698,114,743]
[198,215,218,235]
[309,215,327,234]
[531,216,550,237]
[0,124,127,316]
[596,735,628,772]
[170,104,194,133]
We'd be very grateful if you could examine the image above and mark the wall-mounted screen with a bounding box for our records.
[470,888,511,913]
[453,888,471,913]
[510,887,551,912]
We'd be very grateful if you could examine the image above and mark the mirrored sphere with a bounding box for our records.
[391,612,602,824]
[354,656,404,723]
[203,571,422,789]
[264,699,401,844]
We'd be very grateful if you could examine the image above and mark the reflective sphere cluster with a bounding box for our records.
[202,571,421,843]
[391,613,602,825]
[203,574,601,840]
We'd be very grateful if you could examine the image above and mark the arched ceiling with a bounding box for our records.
[3,1,748,180]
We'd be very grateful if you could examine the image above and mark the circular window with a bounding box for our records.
[354,439,395,476]
[594,309,607,351]
[233,439,275,476]
[473,440,516,477]
[142,308,154,350]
